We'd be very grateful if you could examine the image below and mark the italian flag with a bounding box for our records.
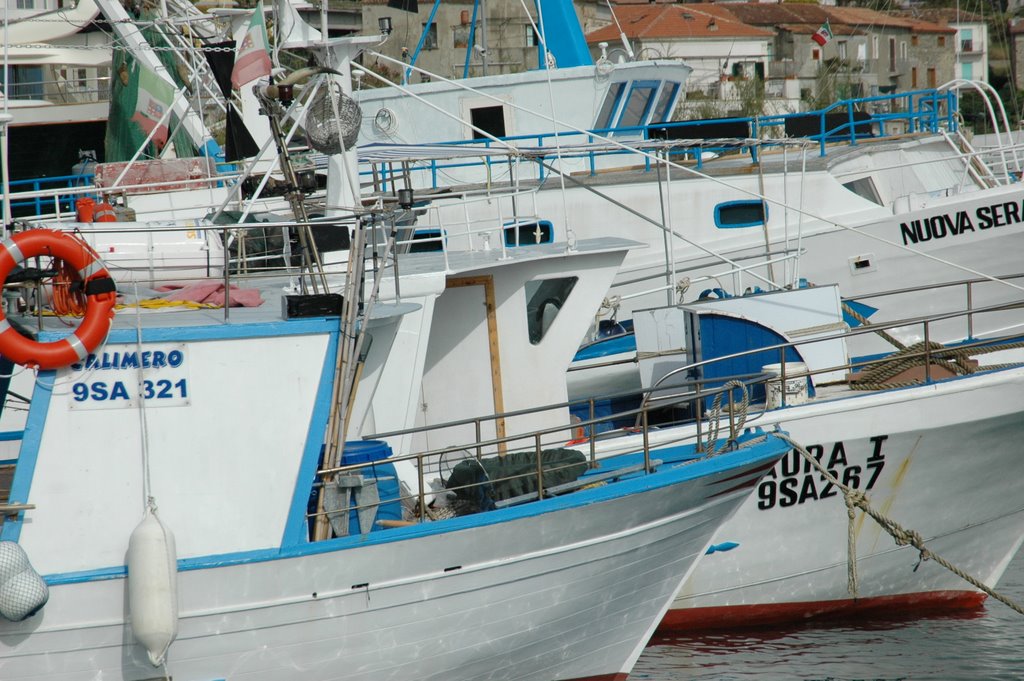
[812,20,833,47]
[231,0,272,89]
[131,65,177,148]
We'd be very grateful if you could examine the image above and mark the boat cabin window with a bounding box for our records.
[471,105,507,139]
[595,82,626,131]
[714,200,768,228]
[526,277,578,344]
[409,228,445,253]
[617,81,659,132]
[842,177,882,205]
[504,220,553,247]
[652,82,680,123]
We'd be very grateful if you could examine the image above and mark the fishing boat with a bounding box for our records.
[0,184,795,681]
[349,1,1024,359]
[0,21,802,672]
[552,281,1024,629]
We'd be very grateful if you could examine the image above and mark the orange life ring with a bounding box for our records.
[0,230,117,370]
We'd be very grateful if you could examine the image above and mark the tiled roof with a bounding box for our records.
[719,2,832,27]
[824,6,954,34]
[892,8,987,25]
[585,3,774,43]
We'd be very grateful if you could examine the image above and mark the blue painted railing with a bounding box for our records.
[2,90,959,202]
[6,173,96,217]
[361,88,958,191]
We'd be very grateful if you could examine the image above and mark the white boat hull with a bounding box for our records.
[589,367,1024,628]
[0,449,773,680]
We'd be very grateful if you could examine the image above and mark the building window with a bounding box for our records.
[900,41,907,60]
[960,28,974,53]
[911,35,919,47]
[526,24,539,47]
[15,0,34,8]
[837,40,847,60]
[889,37,896,71]
[938,35,946,47]
[422,22,438,50]
[962,61,973,79]
[912,66,918,88]
[927,67,936,88]
[872,35,879,59]
[812,48,821,61]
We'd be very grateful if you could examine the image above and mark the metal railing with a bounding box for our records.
[350,372,758,528]
[357,88,959,191]
[334,289,1024,535]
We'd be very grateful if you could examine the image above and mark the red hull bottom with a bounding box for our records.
[659,590,987,631]
[567,674,628,681]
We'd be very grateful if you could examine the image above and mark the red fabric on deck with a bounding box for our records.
[157,281,264,308]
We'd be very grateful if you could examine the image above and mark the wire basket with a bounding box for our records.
[304,79,362,155]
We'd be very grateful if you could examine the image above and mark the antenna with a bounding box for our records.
[604,0,634,61]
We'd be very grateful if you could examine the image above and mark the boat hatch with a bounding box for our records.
[526,276,578,344]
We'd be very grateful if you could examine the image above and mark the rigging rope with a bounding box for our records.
[841,301,906,351]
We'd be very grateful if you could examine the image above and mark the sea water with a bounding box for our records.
[633,550,1024,680]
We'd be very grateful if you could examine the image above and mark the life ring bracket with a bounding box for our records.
[0,230,117,370]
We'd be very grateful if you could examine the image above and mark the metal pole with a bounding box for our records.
[2,0,13,233]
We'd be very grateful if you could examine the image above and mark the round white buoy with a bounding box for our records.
[127,508,178,667]
[0,541,48,621]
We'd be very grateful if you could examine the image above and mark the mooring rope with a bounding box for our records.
[841,301,907,350]
[850,339,1024,390]
[776,432,1024,616]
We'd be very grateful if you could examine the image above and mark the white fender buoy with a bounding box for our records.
[0,541,48,621]
[127,507,178,667]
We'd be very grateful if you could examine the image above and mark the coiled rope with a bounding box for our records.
[850,339,1024,390]
[776,432,1024,616]
[702,379,753,456]
[116,299,220,311]
[841,301,1024,389]
[50,259,88,317]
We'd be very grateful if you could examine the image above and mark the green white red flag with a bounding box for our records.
[231,0,272,89]
[812,20,833,47]
[131,65,176,148]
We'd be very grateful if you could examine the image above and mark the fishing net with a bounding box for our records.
[303,79,362,155]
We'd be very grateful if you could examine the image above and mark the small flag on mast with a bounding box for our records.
[131,65,176,149]
[812,20,833,47]
[231,0,273,89]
